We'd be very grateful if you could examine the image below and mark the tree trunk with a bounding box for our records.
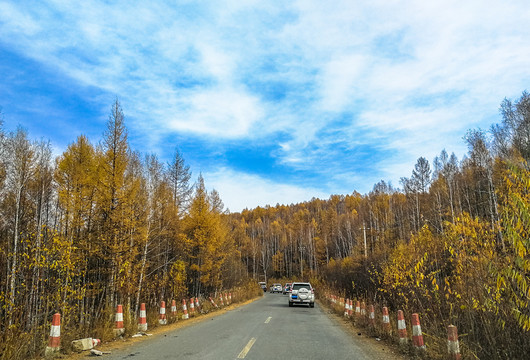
[8,186,22,327]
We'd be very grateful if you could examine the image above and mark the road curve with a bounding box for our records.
[103,293,396,359]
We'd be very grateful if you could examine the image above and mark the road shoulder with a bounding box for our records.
[317,299,408,360]
[63,296,263,359]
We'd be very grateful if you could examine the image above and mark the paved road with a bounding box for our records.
[104,293,388,359]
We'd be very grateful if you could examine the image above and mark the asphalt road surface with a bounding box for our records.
[103,293,395,359]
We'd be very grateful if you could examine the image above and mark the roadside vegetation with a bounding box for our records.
[1,92,529,359]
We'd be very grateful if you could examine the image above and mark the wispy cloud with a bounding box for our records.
[1,0,529,209]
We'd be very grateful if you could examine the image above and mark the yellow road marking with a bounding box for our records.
[237,337,256,359]
[264,316,272,323]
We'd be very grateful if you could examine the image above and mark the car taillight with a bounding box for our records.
[311,289,314,294]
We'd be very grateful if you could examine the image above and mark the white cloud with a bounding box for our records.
[318,54,367,111]
[0,2,41,36]
[204,167,330,212]
[167,86,264,137]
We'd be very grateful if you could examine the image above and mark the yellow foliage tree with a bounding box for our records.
[181,175,230,295]
[497,161,530,331]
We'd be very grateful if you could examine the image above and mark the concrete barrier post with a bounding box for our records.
[159,301,167,325]
[448,325,461,360]
[138,303,147,332]
[171,300,177,316]
[45,313,61,356]
[411,313,426,351]
[209,296,218,308]
[397,310,407,345]
[382,306,390,334]
[182,299,189,319]
[189,298,195,316]
[369,305,375,327]
[114,304,125,336]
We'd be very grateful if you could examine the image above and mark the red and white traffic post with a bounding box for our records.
[45,313,61,356]
[182,299,189,320]
[195,297,201,313]
[159,301,167,325]
[114,304,125,336]
[189,298,195,316]
[448,325,461,360]
[369,305,375,327]
[382,306,390,334]
[171,299,177,317]
[411,313,426,351]
[397,310,407,345]
[138,303,147,332]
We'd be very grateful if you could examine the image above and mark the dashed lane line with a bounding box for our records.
[265,316,272,323]
[237,337,256,359]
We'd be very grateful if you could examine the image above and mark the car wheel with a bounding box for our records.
[309,303,314,308]
[289,302,293,307]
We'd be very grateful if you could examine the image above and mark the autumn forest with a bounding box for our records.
[1,92,530,359]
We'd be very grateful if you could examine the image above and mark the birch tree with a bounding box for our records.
[5,127,35,326]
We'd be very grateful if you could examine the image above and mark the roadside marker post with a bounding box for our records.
[448,325,461,360]
[412,313,426,351]
[138,303,148,332]
[382,306,390,334]
[369,305,375,328]
[397,310,407,346]
[114,305,125,336]
[159,301,167,325]
[45,313,61,356]
[182,299,189,320]
[209,296,218,308]
[195,297,201,313]
[189,298,195,316]
[171,300,177,317]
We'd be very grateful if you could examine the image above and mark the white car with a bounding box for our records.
[271,283,282,293]
[289,282,314,308]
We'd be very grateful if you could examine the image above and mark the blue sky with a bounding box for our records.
[1,1,529,212]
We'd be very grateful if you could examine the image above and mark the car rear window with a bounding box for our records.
[292,283,311,290]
